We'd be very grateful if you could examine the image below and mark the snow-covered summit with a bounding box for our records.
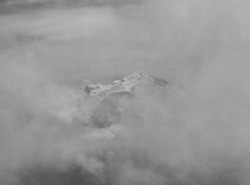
[84,72,168,100]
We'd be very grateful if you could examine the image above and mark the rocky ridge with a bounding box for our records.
[83,72,168,140]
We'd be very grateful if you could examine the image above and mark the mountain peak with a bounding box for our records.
[84,72,168,100]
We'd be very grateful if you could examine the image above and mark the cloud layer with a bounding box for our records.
[0,0,250,184]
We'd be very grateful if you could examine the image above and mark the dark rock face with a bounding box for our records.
[90,98,122,128]
[151,76,168,88]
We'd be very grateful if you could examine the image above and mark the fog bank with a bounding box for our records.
[0,0,250,184]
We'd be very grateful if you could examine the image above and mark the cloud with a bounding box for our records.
[0,0,250,184]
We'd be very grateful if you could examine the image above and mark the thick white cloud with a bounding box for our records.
[1,0,250,184]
